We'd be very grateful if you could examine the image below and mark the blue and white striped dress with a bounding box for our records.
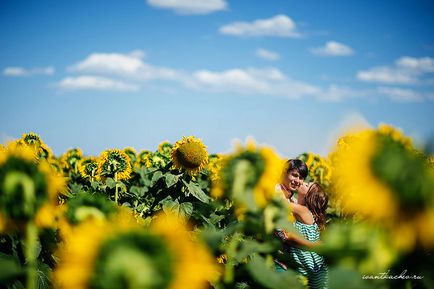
[290,219,328,289]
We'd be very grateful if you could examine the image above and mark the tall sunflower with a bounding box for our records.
[171,136,208,176]
[298,152,332,188]
[136,150,152,168]
[97,149,132,181]
[18,132,53,160]
[123,147,137,165]
[78,157,99,181]
[53,212,219,289]
[157,141,173,157]
[60,148,83,174]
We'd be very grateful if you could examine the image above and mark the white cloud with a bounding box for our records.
[189,67,319,98]
[219,15,300,38]
[68,51,182,81]
[377,87,424,102]
[357,66,417,84]
[396,56,434,72]
[256,48,280,61]
[146,0,227,15]
[57,75,139,92]
[317,85,363,101]
[3,66,54,77]
[357,56,434,84]
[310,41,354,56]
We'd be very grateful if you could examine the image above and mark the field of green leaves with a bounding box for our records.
[0,125,433,289]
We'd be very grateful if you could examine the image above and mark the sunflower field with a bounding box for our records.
[0,125,433,289]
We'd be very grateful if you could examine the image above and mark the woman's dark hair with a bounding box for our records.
[305,183,328,231]
[285,159,308,180]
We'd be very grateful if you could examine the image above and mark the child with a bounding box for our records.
[282,182,329,289]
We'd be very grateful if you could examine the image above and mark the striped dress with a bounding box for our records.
[290,219,328,289]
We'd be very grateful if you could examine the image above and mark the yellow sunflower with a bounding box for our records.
[78,157,99,181]
[158,141,173,157]
[123,147,137,165]
[18,132,53,159]
[207,154,223,182]
[53,212,219,289]
[97,149,132,181]
[171,136,208,176]
[60,148,83,173]
[136,150,152,168]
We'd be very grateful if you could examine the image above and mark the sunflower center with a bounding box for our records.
[174,142,207,169]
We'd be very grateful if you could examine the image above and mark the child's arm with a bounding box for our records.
[281,230,321,248]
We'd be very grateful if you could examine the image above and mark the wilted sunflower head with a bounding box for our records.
[97,149,132,181]
[211,140,284,211]
[158,141,173,157]
[78,157,99,180]
[60,148,83,172]
[19,132,53,159]
[298,152,332,188]
[53,212,219,289]
[123,147,137,164]
[136,150,152,168]
[171,136,208,176]
[0,142,65,224]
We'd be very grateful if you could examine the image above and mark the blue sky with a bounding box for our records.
[1,0,434,158]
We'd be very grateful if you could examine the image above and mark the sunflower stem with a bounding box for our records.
[25,221,38,289]
[115,172,119,204]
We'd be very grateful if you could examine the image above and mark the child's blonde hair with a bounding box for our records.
[304,183,328,231]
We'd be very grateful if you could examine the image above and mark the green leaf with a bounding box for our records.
[69,183,84,195]
[36,262,51,289]
[161,197,178,213]
[179,202,193,218]
[130,186,148,197]
[247,254,303,289]
[151,171,164,186]
[183,180,210,203]
[236,240,274,262]
[0,252,24,282]
[105,178,116,189]
[164,173,179,188]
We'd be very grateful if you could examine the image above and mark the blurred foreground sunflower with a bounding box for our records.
[211,140,284,213]
[329,124,434,250]
[53,212,219,289]
[171,136,208,176]
[0,142,65,229]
